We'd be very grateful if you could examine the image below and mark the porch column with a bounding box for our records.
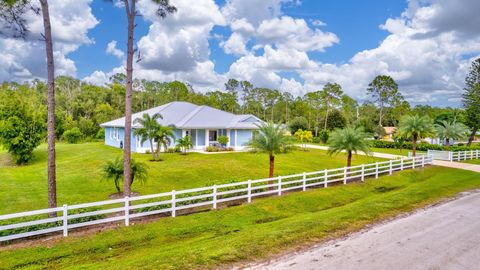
[182,129,186,137]
[235,129,238,149]
[226,129,231,147]
[195,129,198,150]
[205,129,209,147]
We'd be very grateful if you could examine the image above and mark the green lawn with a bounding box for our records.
[0,166,479,269]
[0,143,382,214]
[462,159,480,165]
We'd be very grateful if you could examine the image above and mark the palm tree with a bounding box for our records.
[435,120,470,150]
[103,157,148,193]
[247,122,294,178]
[154,125,175,156]
[176,135,193,154]
[327,127,371,167]
[397,115,435,156]
[133,113,162,160]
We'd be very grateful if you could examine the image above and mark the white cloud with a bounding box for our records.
[83,70,109,85]
[106,40,125,59]
[0,0,98,82]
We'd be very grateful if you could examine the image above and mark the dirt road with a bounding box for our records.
[247,191,480,270]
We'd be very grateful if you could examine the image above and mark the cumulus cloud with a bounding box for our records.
[0,0,98,82]
[106,40,125,59]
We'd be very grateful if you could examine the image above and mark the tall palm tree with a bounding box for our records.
[327,127,371,167]
[133,113,162,160]
[435,120,470,150]
[1,0,57,215]
[247,122,294,178]
[154,125,175,156]
[397,115,435,156]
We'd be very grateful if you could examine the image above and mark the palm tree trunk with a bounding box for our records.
[379,106,383,126]
[412,134,418,157]
[123,0,135,197]
[467,127,477,147]
[268,153,275,190]
[40,0,56,217]
[347,151,352,167]
[445,138,450,151]
[149,139,155,160]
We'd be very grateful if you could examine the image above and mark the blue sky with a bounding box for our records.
[2,0,479,107]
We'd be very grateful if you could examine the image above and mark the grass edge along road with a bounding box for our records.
[1,166,479,269]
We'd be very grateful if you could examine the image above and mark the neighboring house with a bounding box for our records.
[100,101,264,152]
[382,127,396,141]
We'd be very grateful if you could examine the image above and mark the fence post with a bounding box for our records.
[412,157,416,169]
[477,150,479,159]
[278,176,282,196]
[421,155,425,167]
[389,160,393,175]
[324,169,328,187]
[62,204,68,237]
[375,162,379,179]
[302,172,306,191]
[212,185,217,209]
[171,190,176,217]
[124,196,130,226]
[343,167,347,184]
[247,180,252,203]
[361,164,365,182]
[400,158,404,170]
[449,151,453,162]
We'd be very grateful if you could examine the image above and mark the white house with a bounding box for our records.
[100,101,264,152]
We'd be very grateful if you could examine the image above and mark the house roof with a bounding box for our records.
[100,101,264,129]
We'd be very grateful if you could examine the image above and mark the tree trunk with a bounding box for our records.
[149,139,155,160]
[412,134,418,157]
[123,0,135,197]
[324,108,329,130]
[347,151,352,167]
[467,127,478,147]
[445,138,450,151]
[379,106,383,126]
[268,153,275,190]
[40,0,56,217]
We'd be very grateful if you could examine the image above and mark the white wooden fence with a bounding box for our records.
[449,150,480,162]
[0,155,433,243]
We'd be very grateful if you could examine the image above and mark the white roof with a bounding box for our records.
[100,101,264,129]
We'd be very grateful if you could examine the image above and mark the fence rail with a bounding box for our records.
[0,155,433,243]
[425,150,480,161]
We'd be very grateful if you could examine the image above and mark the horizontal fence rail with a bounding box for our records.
[0,155,433,243]
[425,150,480,162]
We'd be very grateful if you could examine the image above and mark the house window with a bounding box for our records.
[112,128,119,141]
[209,130,217,141]
[185,130,190,137]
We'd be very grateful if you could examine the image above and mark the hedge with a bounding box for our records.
[370,140,480,152]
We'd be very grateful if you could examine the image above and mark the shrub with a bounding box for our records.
[96,128,105,139]
[318,130,329,144]
[288,116,308,133]
[217,136,229,146]
[206,146,221,152]
[166,147,180,153]
[63,127,82,144]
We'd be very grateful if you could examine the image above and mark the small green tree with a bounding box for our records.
[0,90,45,164]
[294,129,313,151]
[103,157,148,193]
[134,113,163,160]
[63,127,82,144]
[397,115,435,156]
[328,127,371,167]
[176,135,193,154]
[462,58,480,146]
[154,125,175,157]
[218,135,229,146]
[288,116,309,133]
[367,75,404,126]
[435,120,470,150]
[247,122,295,178]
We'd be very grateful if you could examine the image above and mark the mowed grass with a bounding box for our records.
[462,159,480,165]
[0,166,479,269]
[0,142,382,214]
